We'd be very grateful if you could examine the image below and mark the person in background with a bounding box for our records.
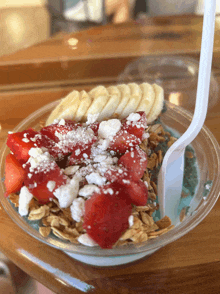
[47,0,136,34]
[105,0,130,23]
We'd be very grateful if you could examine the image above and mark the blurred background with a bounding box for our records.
[0,0,138,58]
[0,0,214,58]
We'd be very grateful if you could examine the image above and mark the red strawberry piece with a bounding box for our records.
[48,144,72,161]
[4,153,27,197]
[24,161,67,204]
[46,126,97,161]
[6,128,49,164]
[118,147,147,180]
[68,144,93,165]
[104,166,130,183]
[83,183,132,249]
[40,120,81,143]
[88,122,100,136]
[108,129,141,153]
[122,111,147,139]
[121,179,148,206]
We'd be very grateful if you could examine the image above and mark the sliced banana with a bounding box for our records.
[88,85,108,99]
[74,90,92,122]
[136,83,155,117]
[147,83,164,123]
[120,83,142,118]
[86,86,109,118]
[46,83,164,126]
[107,85,121,96]
[113,84,130,118]
[98,86,121,121]
[46,90,80,126]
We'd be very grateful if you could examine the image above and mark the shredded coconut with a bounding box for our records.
[86,113,99,124]
[58,118,66,125]
[18,186,33,216]
[47,181,56,192]
[103,188,114,195]
[78,234,98,247]
[78,184,100,198]
[75,149,81,156]
[28,147,44,158]
[127,113,141,122]
[128,215,134,227]
[98,119,121,138]
[142,132,150,139]
[53,176,79,208]
[27,149,55,173]
[86,172,106,186]
[70,197,85,222]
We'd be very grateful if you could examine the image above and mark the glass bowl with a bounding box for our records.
[1,100,220,266]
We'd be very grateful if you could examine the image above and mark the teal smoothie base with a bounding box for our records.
[148,123,201,223]
[65,249,159,266]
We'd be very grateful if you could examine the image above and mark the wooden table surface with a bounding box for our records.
[0,14,220,294]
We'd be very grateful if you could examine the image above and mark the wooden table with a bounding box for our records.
[0,14,220,294]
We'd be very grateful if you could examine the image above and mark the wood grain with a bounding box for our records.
[0,14,220,294]
[1,14,220,91]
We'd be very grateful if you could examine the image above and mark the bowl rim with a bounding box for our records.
[1,100,220,257]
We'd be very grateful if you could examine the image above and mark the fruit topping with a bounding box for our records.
[40,119,81,143]
[83,183,132,248]
[108,130,141,153]
[104,166,130,183]
[122,111,147,139]
[121,179,148,206]
[24,149,67,204]
[118,147,148,180]
[67,137,97,165]
[6,128,49,164]
[5,110,153,249]
[46,126,96,161]
[4,153,27,197]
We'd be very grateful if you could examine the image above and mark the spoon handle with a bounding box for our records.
[178,0,216,148]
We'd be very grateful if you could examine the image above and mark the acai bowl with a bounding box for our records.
[0,83,220,267]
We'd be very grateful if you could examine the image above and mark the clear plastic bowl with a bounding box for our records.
[1,100,220,266]
[118,56,219,113]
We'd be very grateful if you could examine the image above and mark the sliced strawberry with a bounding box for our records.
[6,128,50,164]
[83,183,132,249]
[122,112,147,139]
[40,120,81,143]
[4,153,27,197]
[121,179,148,206]
[118,147,147,180]
[67,144,93,165]
[108,129,141,153]
[104,166,130,183]
[24,161,67,204]
[46,125,97,161]
[48,144,72,161]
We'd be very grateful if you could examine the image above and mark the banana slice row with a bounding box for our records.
[46,83,164,126]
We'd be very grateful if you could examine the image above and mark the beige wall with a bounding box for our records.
[0,0,46,8]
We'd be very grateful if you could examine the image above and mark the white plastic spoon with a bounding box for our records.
[157,0,216,225]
